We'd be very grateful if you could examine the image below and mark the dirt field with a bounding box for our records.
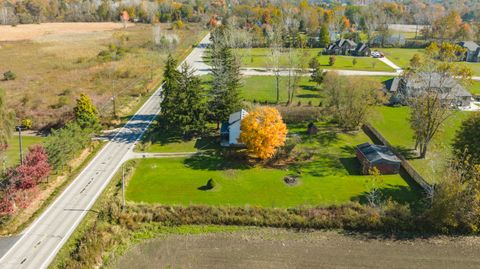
[113,228,480,269]
[0,22,133,41]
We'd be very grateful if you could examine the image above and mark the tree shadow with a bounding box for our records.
[184,150,251,171]
[299,85,318,92]
[297,94,320,99]
[351,184,420,205]
[393,145,419,160]
[339,157,362,175]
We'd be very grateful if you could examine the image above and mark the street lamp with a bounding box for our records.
[15,125,25,165]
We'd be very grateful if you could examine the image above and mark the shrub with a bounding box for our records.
[276,106,324,123]
[3,70,16,81]
[21,118,32,129]
[328,55,336,66]
[206,178,216,190]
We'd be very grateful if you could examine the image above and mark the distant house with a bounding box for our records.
[220,109,248,147]
[457,41,480,62]
[324,39,357,55]
[351,42,371,57]
[386,73,473,107]
[356,143,401,175]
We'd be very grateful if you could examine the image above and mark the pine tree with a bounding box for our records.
[208,28,242,128]
[160,54,181,129]
[319,24,330,48]
[160,60,207,137]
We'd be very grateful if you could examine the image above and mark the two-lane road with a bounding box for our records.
[0,87,162,268]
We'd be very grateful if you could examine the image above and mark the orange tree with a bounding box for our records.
[239,107,288,160]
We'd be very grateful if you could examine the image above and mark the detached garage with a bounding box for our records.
[356,143,401,175]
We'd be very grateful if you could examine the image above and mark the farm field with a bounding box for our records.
[127,123,417,207]
[113,228,480,269]
[231,48,394,71]
[3,135,45,168]
[369,106,470,182]
[377,48,425,69]
[0,23,206,128]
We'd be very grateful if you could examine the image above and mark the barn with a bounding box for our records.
[356,143,401,175]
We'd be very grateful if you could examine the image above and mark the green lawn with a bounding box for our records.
[462,62,480,76]
[231,48,394,71]
[127,123,418,207]
[377,48,425,69]
[468,80,480,95]
[3,136,45,168]
[369,106,470,182]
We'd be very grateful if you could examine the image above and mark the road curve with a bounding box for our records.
[0,33,209,269]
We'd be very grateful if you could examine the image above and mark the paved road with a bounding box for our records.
[0,33,212,269]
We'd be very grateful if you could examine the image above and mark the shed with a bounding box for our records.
[356,143,401,175]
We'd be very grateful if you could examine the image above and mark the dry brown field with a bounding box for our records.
[0,22,206,128]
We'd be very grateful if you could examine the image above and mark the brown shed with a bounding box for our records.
[356,143,401,175]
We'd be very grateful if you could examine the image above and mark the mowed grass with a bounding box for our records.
[369,106,470,182]
[468,80,480,95]
[232,48,393,71]
[462,62,480,76]
[3,135,45,168]
[127,123,417,207]
[378,48,425,69]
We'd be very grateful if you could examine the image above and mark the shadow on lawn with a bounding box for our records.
[184,151,251,171]
[142,125,218,150]
[351,184,420,205]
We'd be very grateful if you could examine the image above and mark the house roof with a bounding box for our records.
[458,41,480,52]
[336,39,357,47]
[354,42,369,52]
[390,73,472,98]
[228,109,248,125]
[356,143,400,165]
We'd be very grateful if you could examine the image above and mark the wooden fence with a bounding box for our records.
[362,123,431,192]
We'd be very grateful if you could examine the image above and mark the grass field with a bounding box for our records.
[3,135,45,168]
[0,23,206,128]
[463,62,480,76]
[378,48,425,69]
[369,106,470,182]
[468,80,480,95]
[232,48,393,71]
[127,123,417,207]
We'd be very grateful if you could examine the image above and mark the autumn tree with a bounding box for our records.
[73,93,99,130]
[453,112,480,165]
[239,107,287,160]
[323,72,382,130]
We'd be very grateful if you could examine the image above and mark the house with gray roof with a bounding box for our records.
[220,109,248,147]
[356,143,401,175]
[386,73,473,107]
[457,41,480,62]
[324,39,357,55]
[351,42,371,56]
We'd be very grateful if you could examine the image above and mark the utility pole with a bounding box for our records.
[16,125,24,165]
[122,164,125,209]
[112,51,117,119]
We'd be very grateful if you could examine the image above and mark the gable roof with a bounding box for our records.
[357,143,400,165]
[392,73,472,99]
[458,41,480,52]
[354,42,369,52]
[228,109,248,125]
[335,39,357,47]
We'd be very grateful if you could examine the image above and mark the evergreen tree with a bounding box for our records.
[319,24,330,48]
[208,27,242,128]
[73,93,99,130]
[160,54,181,129]
[0,88,14,150]
[160,61,207,137]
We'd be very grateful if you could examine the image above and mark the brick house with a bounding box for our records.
[356,143,401,175]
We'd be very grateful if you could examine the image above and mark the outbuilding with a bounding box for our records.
[356,143,401,175]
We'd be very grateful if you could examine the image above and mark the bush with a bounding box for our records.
[3,70,16,81]
[206,178,216,190]
[276,106,324,123]
[328,55,336,66]
[21,118,32,129]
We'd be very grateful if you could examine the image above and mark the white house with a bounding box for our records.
[220,109,248,147]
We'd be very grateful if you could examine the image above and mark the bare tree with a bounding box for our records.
[268,29,283,104]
